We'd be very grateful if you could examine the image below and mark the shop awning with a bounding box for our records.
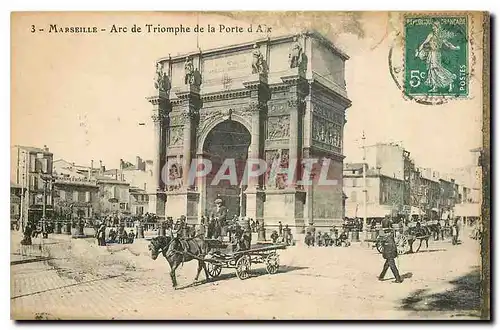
[454,203,480,217]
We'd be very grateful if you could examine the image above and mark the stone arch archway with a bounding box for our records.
[200,119,251,218]
[197,114,252,155]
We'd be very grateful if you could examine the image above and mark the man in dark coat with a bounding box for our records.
[381,215,392,229]
[378,233,403,283]
[210,197,228,239]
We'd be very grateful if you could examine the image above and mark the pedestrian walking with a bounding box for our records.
[451,220,459,245]
[278,221,283,237]
[378,232,403,283]
[134,218,140,239]
[96,222,106,246]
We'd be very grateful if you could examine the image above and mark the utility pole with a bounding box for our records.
[361,131,368,226]
[362,131,367,229]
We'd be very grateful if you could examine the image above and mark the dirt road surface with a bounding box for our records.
[10,231,481,320]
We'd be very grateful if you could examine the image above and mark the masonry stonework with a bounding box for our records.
[147,31,351,233]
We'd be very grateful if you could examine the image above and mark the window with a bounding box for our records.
[60,190,66,201]
[73,191,78,201]
[352,178,357,187]
[30,155,36,172]
[350,191,357,202]
[78,191,85,202]
[85,191,91,202]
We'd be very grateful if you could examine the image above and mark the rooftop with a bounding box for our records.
[15,145,52,155]
[344,163,368,171]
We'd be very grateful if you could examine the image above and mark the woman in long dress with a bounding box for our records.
[415,21,461,92]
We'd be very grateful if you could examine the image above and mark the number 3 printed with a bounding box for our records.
[31,25,35,33]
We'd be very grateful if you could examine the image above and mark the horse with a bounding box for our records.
[407,225,431,253]
[148,235,210,288]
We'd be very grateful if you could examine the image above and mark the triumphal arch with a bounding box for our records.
[147,31,351,233]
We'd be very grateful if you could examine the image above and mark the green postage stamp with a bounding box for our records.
[404,16,468,97]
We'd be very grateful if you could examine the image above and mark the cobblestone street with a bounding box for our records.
[10,231,481,320]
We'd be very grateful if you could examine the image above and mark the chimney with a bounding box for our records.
[115,168,118,180]
[136,156,141,170]
[88,160,92,180]
[99,160,104,175]
[43,145,49,152]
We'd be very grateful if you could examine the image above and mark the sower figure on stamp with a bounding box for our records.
[415,21,460,93]
[378,232,403,283]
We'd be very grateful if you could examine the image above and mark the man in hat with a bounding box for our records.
[210,196,228,239]
[96,222,106,246]
[378,232,403,283]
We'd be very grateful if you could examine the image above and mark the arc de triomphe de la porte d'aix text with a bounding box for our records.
[147,30,351,234]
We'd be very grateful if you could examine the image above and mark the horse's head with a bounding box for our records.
[148,236,171,260]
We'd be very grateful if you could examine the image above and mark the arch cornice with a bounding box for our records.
[196,114,252,155]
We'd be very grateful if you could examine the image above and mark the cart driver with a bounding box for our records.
[210,196,228,238]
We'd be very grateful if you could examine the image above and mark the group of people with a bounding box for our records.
[270,222,294,246]
[304,228,350,247]
[94,223,136,246]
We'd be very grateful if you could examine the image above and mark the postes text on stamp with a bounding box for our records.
[404,16,468,97]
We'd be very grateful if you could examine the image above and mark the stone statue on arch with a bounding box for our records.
[154,62,171,94]
[288,35,307,72]
[251,43,268,75]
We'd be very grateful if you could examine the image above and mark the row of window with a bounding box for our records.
[30,156,52,174]
[59,190,92,203]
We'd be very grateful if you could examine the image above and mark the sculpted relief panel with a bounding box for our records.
[312,116,342,152]
[265,149,289,190]
[168,113,184,147]
[268,102,289,115]
[267,116,290,140]
[169,127,184,147]
[312,102,344,125]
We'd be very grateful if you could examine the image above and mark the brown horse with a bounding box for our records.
[148,235,210,288]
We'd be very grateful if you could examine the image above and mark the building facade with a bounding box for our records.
[53,159,131,217]
[10,182,22,228]
[12,145,54,228]
[147,31,352,233]
[343,163,404,222]
[53,159,100,219]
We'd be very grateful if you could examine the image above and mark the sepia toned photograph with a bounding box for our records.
[10,11,490,320]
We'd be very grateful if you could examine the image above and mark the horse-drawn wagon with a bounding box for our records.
[148,234,287,288]
[203,240,286,280]
[374,222,431,255]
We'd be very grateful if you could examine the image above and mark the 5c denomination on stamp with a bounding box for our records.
[404,16,468,97]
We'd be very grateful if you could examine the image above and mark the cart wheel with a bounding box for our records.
[397,236,409,255]
[235,255,251,280]
[265,252,279,274]
[206,262,222,278]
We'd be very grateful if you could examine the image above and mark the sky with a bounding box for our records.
[11,12,484,175]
